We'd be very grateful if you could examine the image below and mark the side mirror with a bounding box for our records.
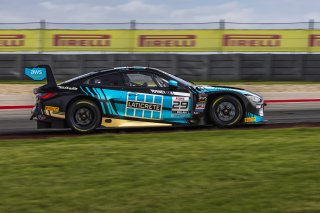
[168,80,178,88]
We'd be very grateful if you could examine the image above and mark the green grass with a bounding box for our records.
[0,127,320,213]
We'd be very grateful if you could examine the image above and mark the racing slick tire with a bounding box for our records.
[209,95,243,127]
[67,99,102,133]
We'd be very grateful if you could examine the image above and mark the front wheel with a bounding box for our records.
[67,100,101,133]
[209,95,243,127]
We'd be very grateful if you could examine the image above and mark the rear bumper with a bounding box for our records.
[30,102,67,129]
[30,103,46,120]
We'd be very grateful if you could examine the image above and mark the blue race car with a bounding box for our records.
[30,65,265,133]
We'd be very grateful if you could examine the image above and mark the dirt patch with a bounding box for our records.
[0,84,319,95]
[0,84,41,95]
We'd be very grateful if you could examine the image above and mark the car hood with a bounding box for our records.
[195,85,260,97]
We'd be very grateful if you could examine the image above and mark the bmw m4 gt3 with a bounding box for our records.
[30,65,265,133]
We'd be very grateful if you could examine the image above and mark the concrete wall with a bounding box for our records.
[0,54,319,81]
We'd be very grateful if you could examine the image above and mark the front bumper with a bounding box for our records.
[243,102,266,124]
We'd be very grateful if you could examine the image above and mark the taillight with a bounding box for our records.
[37,92,56,100]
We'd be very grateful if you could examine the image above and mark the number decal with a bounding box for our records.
[172,101,188,110]
[172,97,189,114]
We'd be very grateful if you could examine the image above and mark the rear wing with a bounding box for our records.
[25,64,57,89]
[36,65,57,88]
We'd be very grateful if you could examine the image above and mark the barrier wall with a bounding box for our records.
[2,29,320,52]
[0,54,319,81]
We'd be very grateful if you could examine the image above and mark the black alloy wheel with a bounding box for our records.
[67,100,101,133]
[209,95,243,127]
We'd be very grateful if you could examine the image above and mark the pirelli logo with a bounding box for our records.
[53,34,111,46]
[309,34,320,47]
[0,34,25,46]
[139,35,196,47]
[223,34,281,47]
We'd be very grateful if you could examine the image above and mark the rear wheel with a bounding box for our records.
[209,95,243,127]
[67,100,101,133]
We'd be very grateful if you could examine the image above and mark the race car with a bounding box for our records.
[30,65,265,133]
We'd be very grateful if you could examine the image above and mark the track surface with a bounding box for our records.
[0,102,319,138]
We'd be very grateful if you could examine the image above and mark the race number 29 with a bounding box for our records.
[172,97,189,114]
[172,101,188,109]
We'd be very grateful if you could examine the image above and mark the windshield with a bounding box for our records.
[154,68,195,87]
[59,72,97,85]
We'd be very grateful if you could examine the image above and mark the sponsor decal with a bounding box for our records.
[25,67,46,81]
[53,34,111,46]
[195,102,206,110]
[244,117,256,122]
[150,89,190,97]
[223,34,281,47]
[125,92,163,120]
[150,89,168,95]
[127,101,161,111]
[172,96,189,114]
[45,106,59,113]
[198,96,207,102]
[58,86,78,91]
[0,34,25,46]
[139,35,196,47]
[309,34,320,47]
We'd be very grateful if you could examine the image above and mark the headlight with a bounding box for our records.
[245,94,262,103]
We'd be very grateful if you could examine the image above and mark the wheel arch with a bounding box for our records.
[65,95,103,118]
[204,92,248,124]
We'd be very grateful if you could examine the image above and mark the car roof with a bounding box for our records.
[60,66,161,85]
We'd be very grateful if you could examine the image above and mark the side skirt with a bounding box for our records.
[101,117,173,128]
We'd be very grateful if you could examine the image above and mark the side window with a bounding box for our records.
[87,73,125,87]
[124,73,158,87]
[153,74,169,87]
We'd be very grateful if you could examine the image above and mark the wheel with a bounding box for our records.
[67,99,101,133]
[209,95,243,127]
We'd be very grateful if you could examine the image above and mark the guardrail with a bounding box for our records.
[0,54,319,81]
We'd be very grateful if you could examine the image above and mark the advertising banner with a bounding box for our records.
[1,29,320,52]
[221,30,309,52]
[42,30,132,51]
[132,30,220,52]
[0,30,39,52]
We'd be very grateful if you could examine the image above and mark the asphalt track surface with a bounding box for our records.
[0,102,319,138]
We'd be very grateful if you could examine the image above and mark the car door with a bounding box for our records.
[83,72,126,117]
[120,70,192,124]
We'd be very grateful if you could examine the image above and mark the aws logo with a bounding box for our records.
[25,68,46,81]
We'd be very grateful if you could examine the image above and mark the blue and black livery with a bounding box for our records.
[30,65,265,133]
